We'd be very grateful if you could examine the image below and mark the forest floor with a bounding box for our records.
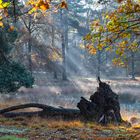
[0,76,140,139]
[0,115,140,140]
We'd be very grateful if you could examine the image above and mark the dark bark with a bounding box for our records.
[77,97,97,121]
[97,51,101,78]
[60,10,67,81]
[28,36,32,74]
[77,77,123,124]
[54,71,58,79]
[131,51,135,80]
[0,103,80,119]
[0,49,9,64]
[51,19,58,79]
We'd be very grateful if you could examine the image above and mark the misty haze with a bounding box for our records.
[0,0,140,139]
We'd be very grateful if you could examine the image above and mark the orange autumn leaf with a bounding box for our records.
[85,44,93,49]
[37,0,44,6]
[4,9,8,17]
[117,0,124,3]
[89,48,97,55]
[40,3,49,11]
[9,26,14,31]
[0,21,3,27]
[60,1,68,9]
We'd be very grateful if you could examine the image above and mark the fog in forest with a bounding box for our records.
[0,0,140,125]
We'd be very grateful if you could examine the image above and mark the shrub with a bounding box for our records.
[0,61,34,93]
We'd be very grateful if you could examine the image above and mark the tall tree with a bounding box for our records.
[60,9,67,80]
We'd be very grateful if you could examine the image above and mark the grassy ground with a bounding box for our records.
[0,115,140,140]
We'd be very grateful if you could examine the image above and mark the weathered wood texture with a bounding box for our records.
[77,77,122,124]
[0,103,80,119]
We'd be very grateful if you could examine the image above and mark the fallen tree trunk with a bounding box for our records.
[0,103,80,119]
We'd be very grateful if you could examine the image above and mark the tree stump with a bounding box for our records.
[77,77,122,124]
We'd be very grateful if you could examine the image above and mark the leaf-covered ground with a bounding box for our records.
[0,116,140,140]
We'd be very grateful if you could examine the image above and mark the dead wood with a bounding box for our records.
[77,77,123,124]
[0,103,80,119]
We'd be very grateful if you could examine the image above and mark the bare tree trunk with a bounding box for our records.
[125,65,129,77]
[64,11,68,77]
[27,16,32,75]
[28,33,32,74]
[62,34,67,80]
[131,51,135,80]
[105,52,108,64]
[51,18,57,79]
[97,51,101,78]
[60,10,67,80]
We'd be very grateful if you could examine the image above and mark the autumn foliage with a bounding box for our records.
[84,0,140,67]
[0,0,67,27]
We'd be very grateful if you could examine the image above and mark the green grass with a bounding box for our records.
[0,135,28,140]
